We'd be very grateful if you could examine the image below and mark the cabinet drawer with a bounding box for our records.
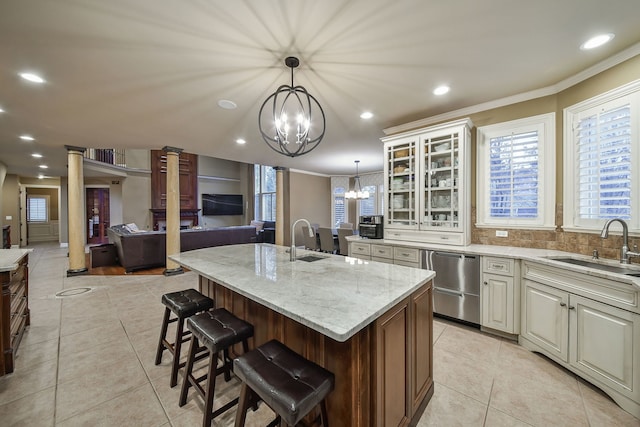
[371,244,393,259]
[483,257,514,275]
[394,247,420,264]
[350,242,371,257]
[371,256,394,265]
[394,260,420,268]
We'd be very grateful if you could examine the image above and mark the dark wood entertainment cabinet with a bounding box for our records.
[150,150,199,229]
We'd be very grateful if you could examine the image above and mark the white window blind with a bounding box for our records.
[332,176,348,227]
[489,131,539,218]
[576,104,631,220]
[476,113,555,229]
[27,196,48,222]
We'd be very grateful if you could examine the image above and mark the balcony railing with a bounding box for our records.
[84,148,126,167]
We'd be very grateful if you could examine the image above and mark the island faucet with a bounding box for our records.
[290,218,314,261]
[600,218,640,264]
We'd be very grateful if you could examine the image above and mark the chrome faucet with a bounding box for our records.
[290,218,314,261]
[600,218,640,264]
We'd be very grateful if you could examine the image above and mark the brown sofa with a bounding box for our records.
[107,225,257,273]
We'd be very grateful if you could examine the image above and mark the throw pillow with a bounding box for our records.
[250,220,265,233]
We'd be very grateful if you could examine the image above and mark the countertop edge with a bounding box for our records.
[0,249,32,272]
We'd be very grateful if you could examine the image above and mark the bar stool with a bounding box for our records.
[179,308,254,426]
[155,289,214,387]
[233,339,335,427]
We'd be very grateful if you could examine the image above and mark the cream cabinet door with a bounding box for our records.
[521,279,568,361]
[481,273,514,333]
[569,294,639,401]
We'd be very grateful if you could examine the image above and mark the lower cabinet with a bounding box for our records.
[481,256,520,334]
[348,240,421,268]
[374,282,433,426]
[521,269,640,418]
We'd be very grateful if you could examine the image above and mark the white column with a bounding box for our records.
[163,146,183,276]
[65,146,88,276]
[275,167,285,246]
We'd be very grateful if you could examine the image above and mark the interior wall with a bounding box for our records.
[121,173,152,229]
[288,170,331,246]
[2,175,20,245]
[424,53,640,256]
[0,162,6,230]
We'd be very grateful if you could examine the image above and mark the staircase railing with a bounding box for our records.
[84,148,126,167]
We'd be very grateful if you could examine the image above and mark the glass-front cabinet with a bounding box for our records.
[382,118,473,246]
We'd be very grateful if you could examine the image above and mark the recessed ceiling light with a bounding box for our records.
[360,111,374,120]
[433,85,450,96]
[236,138,246,144]
[581,33,615,50]
[218,99,237,110]
[39,164,48,169]
[31,153,43,158]
[38,174,45,179]
[19,72,46,84]
[0,107,5,113]
[20,135,35,141]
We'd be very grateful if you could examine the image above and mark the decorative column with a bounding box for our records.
[275,167,285,246]
[163,146,183,276]
[65,146,88,276]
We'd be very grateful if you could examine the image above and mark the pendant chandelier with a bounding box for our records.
[258,56,326,157]
[345,160,370,199]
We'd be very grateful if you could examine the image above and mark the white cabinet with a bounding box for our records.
[521,279,568,360]
[382,118,473,246]
[520,261,640,418]
[348,240,421,268]
[481,257,520,335]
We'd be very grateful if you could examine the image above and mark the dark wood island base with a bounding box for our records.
[199,276,434,427]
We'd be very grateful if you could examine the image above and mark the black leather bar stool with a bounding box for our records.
[155,289,214,387]
[233,339,335,427]
[179,308,254,426]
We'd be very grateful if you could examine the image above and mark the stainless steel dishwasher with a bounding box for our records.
[422,250,480,324]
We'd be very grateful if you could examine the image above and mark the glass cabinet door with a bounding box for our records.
[422,132,460,230]
[385,139,417,228]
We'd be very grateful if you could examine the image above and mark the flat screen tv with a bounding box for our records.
[202,194,243,216]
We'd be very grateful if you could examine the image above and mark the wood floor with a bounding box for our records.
[85,253,164,275]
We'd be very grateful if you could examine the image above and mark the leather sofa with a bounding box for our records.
[107,224,258,273]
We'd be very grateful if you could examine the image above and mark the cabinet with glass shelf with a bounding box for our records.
[382,118,472,246]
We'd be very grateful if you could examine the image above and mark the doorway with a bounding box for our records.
[86,188,110,244]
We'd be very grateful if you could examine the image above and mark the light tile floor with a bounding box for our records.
[1,243,639,426]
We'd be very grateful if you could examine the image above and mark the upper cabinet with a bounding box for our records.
[382,118,473,246]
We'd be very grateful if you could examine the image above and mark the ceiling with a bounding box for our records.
[1,0,640,179]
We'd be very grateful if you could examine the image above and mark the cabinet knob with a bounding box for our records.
[568,305,576,310]
[559,302,566,307]
[483,281,488,285]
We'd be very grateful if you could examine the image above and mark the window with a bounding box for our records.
[27,195,49,222]
[357,172,384,217]
[331,176,348,228]
[254,164,276,221]
[476,113,555,229]
[564,81,640,232]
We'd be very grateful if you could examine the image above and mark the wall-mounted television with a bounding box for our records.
[202,194,243,216]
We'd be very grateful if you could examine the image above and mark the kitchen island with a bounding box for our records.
[170,243,435,427]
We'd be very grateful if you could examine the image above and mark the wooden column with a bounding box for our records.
[275,167,285,246]
[163,146,183,276]
[65,146,88,276]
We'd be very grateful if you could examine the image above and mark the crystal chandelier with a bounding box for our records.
[345,160,370,199]
[258,56,326,157]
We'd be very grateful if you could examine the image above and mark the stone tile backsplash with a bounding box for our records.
[470,205,640,262]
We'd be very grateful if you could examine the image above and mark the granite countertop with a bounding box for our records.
[347,236,640,290]
[0,249,31,272]
[169,243,434,342]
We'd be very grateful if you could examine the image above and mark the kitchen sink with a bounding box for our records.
[545,256,640,276]
[296,255,328,262]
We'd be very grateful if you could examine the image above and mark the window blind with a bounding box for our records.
[489,131,539,218]
[576,104,631,220]
[27,197,47,222]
